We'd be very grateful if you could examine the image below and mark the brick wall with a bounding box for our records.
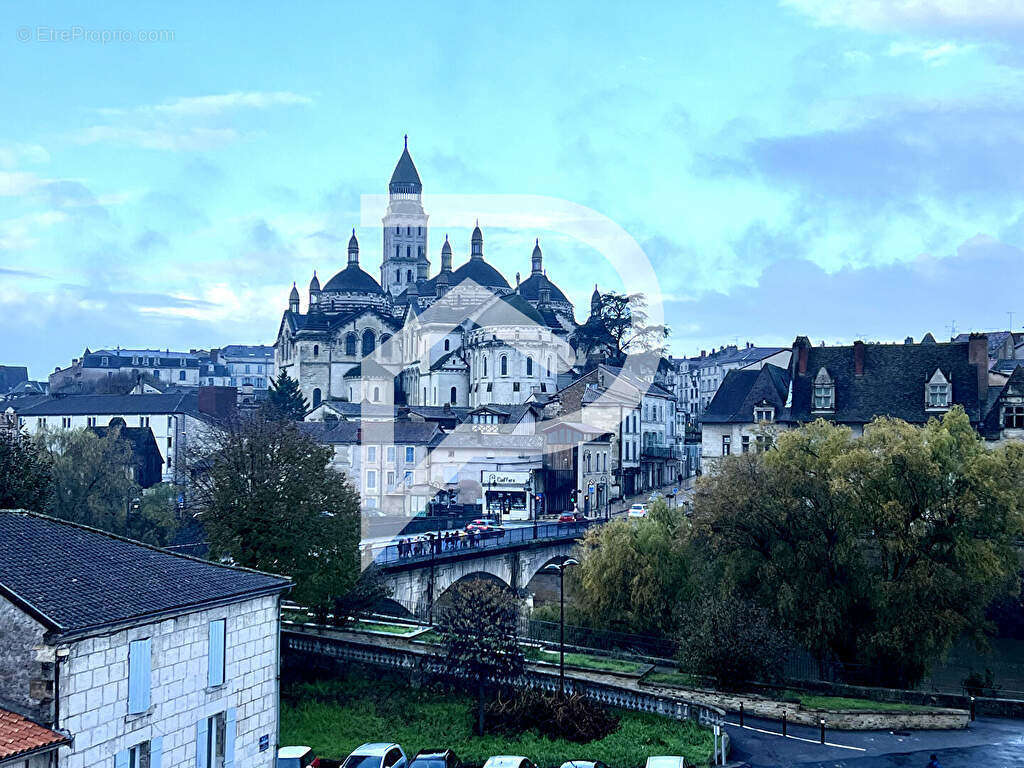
[56,594,281,768]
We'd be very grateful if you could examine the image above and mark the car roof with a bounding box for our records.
[353,743,401,756]
[560,761,601,768]
[645,757,685,768]
[483,757,530,768]
[279,746,313,758]
[413,750,453,759]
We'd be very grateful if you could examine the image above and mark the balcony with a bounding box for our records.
[641,445,681,460]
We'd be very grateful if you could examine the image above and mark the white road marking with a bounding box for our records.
[724,721,868,751]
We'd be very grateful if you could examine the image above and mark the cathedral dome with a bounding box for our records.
[322,265,384,294]
[450,258,511,291]
[517,273,569,304]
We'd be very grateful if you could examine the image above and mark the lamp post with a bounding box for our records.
[540,556,579,697]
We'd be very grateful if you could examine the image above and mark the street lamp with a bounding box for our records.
[540,556,579,697]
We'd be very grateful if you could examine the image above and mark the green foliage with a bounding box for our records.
[524,647,649,675]
[0,429,53,511]
[677,596,789,690]
[692,409,1024,688]
[128,483,183,546]
[437,578,525,734]
[576,291,669,361]
[194,413,362,617]
[573,498,691,636]
[265,370,309,420]
[486,689,620,743]
[36,427,139,532]
[281,673,714,768]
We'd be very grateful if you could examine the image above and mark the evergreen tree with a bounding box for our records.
[266,370,309,420]
[0,429,53,511]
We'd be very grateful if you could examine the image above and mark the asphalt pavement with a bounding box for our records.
[725,715,1024,768]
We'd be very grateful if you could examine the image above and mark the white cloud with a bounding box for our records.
[75,125,239,152]
[887,40,976,64]
[99,90,313,119]
[781,0,1024,32]
[0,143,50,170]
[0,171,47,196]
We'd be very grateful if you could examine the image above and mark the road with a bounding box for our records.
[725,714,1024,767]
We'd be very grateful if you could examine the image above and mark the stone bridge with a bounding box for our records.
[367,521,589,618]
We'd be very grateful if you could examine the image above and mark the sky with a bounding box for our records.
[4,1,1024,378]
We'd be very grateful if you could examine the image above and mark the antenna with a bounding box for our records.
[946,320,958,338]
[1008,311,1015,331]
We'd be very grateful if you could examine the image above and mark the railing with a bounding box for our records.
[641,445,682,460]
[365,520,593,568]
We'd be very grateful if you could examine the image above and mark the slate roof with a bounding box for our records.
[517,272,570,305]
[17,393,204,417]
[702,364,789,424]
[0,510,290,638]
[473,293,546,328]
[86,424,163,465]
[786,340,985,425]
[953,331,1013,356]
[450,258,511,291]
[429,350,468,371]
[0,365,28,394]
[322,263,384,294]
[302,420,440,444]
[389,143,422,193]
[0,707,69,761]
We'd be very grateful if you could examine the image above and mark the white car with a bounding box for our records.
[627,503,648,518]
[482,757,538,768]
[342,743,408,768]
[278,746,319,768]
[645,758,687,768]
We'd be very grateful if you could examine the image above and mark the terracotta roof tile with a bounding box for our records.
[0,708,69,760]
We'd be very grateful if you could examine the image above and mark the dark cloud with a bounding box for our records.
[669,234,1024,352]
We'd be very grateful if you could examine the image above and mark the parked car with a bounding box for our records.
[465,518,504,535]
[559,761,608,768]
[482,758,538,768]
[645,757,687,768]
[342,743,408,768]
[627,503,648,518]
[409,749,461,768]
[278,746,320,768]
[558,511,585,523]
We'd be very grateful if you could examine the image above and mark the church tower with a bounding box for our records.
[381,136,429,296]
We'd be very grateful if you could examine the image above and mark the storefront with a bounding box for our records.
[481,470,533,521]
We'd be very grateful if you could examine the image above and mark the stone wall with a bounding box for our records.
[56,594,281,768]
[0,595,48,722]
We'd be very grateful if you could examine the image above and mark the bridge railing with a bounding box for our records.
[364,520,593,567]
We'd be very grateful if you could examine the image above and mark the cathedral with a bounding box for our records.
[274,139,609,411]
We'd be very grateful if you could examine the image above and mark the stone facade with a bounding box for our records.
[0,596,48,723]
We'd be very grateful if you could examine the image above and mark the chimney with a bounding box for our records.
[968,333,989,401]
[794,336,810,376]
[198,385,237,420]
[853,340,865,376]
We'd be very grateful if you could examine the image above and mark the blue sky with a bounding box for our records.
[4,1,1024,377]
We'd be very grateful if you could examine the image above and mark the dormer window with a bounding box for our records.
[812,368,834,411]
[754,401,774,423]
[926,369,951,409]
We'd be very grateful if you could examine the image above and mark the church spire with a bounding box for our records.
[531,238,543,275]
[347,228,359,266]
[389,137,422,194]
[471,220,483,260]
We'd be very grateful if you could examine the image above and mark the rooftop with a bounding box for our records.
[0,510,290,638]
[0,708,69,761]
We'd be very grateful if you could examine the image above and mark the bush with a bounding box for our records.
[485,688,620,743]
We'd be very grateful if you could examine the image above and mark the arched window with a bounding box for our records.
[444,338,450,351]
[526,356,533,376]
[422,386,427,404]
[395,269,400,282]
[395,226,400,234]
[313,344,319,357]
[312,388,322,408]
[362,329,375,356]
[395,245,400,258]
[547,356,553,375]
[406,226,411,236]
[406,268,413,281]
[348,386,353,401]
[406,246,411,258]
[483,357,488,377]
[345,333,357,356]
[373,386,380,402]
[450,386,457,404]
[500,355,508,376]
[179,370,186,381]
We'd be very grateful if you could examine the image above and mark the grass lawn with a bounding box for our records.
[642,671,706,689]
[282,675,713,768]
[348,620,423,636]
[784,692,939,713]
[525,647,649,676]
[413,629,443,644]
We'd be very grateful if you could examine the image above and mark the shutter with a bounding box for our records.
[128,639,151,714]
[196,718,209,768]
[115,750,129,768]
[224,708,237,768]
[150,736,163,768]
[208,620,225,687]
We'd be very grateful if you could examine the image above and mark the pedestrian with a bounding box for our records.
[926,755,941,768]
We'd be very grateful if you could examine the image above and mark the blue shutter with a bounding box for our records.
[115,750,129,768]
[224,708,237,768]
[208,620,225,687]
[196,718,209,768]
[128,638,151,714]
[150,736,163,768]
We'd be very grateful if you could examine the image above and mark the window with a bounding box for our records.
[61,417,71,428]
[367,470,377,489]
[140,416,150,427]
[405,446,415,463]
[101,356,109,366]
[500,355,508,376]
[115,738,160,768]
[741,435,750,453]
[167,415,173,428]
[386,445,396,463]
[87,417,96,427]
[404,470,413,485]
[513,382,520,392]
[928,383,950,408]
[1004,405,1024,429]
[153,370,160,379]
[367,446,377,462]
[345,333,357,356]
[179,370,186,381]
[208,619,226,687]
[373,386,380,402]
[450,386,458,404]
[526,356,533,376]
[444,338,450,351]
[406,268,413,280]
[722,435,731,456]
[754,407,774,422]
[362,329,376,356]
[313,344,319,357]
[312,388,322,408]
[127,638,151,714]
[483,357,488,377]
[387,471,396,487]
[196,710,235,768]
[812,368,835,410]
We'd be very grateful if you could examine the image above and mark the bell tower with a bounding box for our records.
[382,136,429,296]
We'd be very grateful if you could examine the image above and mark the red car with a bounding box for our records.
[465,518,504,536]
[558,512,585,523]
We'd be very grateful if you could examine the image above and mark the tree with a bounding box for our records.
[0,429,53,511]
[437,578,525,735]
[572,498,691,636]
[194,413,361,619]
[265,370,309,420]
[37,427,140,533]
[577,291,669,361]
[692,410,1024,688]
[129,483,183,546]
